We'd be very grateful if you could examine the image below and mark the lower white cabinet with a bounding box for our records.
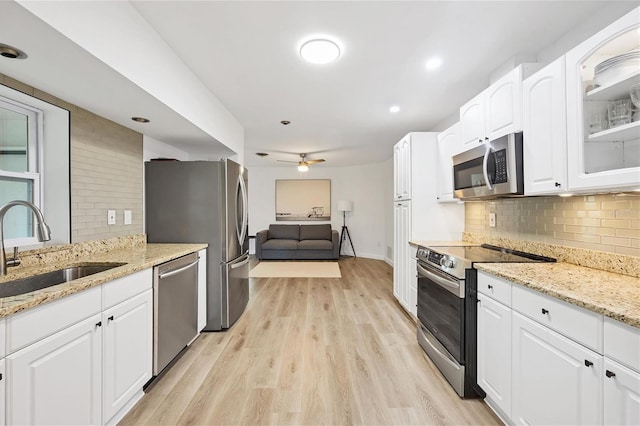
[603,358,640,426]
[0,359,6,426]
[393,201,415,317]
[7,314,102,425]
[102,289,152,423]
[477,293,512,419]
[511,311,603,425]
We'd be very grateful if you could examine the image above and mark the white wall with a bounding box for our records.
[143,136,191,162]
[248,162,389,260]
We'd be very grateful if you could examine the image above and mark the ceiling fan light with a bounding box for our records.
[298,163,309,172]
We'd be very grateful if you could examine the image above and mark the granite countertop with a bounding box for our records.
[409,240,478,247]
[0,243,207,319]
[475,262,640,329]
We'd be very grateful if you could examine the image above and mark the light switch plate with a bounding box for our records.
[124,210,132,225]
[489,212,496,228]
[107,210,116,225]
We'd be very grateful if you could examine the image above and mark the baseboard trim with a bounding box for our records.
[384,257,393,267]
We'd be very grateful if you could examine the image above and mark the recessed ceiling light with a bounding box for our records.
[389,105,400,113]
[280,120,291,125]
[0,43,27,59]
[131,117,150,123]
[256,152,269,157]
[425,57,443,70]
[299,38,341,64]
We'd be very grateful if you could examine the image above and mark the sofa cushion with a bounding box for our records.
[262,239,299,251]
[268,224,300,240]
[299,224,332,241]
[297,239,334,250]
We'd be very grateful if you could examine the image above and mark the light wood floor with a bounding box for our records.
[120,257,500,425]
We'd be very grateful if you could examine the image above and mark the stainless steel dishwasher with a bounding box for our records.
[153,252,199,376]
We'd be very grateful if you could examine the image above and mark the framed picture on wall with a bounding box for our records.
[275,179,331,221]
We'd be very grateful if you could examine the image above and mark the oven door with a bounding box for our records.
[417,261,465,364]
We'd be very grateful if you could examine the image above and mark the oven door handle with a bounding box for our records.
[417,263,464,298]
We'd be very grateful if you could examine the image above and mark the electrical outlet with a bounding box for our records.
[124,210,132,225]
[489,212,496,228]
[107,210,116,225]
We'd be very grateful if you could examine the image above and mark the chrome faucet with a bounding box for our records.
[0,200,51,276]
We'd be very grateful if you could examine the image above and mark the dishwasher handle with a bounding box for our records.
[158,258,199,280]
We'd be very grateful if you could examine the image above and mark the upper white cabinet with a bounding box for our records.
[566,7,640,191]
[523,56,569,195]
[436,123,462,202]
[460,64,540,149]
[393,135,412,200]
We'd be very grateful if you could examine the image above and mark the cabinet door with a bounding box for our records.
[459,92,486,148]
[485,67,523,140]
[408,256,417,317]
[401,137,412,200]
[102,289,152,424]
[603,358,640,426]
[477,294,512,418]
[197,249,208,332]
[7,314,102,426]
[393,201,411,311]
[512,312,602,425]
[393,143,402,200]
[566,8,640,191]
[523,57,568,195]
[436,123,460,202]
[393,203,402,300]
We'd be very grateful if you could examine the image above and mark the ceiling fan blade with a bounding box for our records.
[277,160,299,163]
[306,159,325,164]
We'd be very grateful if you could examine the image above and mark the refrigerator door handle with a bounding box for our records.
[230,255,250,269]
[238,173,248,245]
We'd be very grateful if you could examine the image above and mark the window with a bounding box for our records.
[0,97,42,247]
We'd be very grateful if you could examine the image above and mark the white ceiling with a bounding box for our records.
[1,1,638,168]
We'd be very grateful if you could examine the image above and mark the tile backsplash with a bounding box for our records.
[1,74,143,243]
[465,194,640,256]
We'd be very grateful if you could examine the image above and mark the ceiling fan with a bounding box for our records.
[278,153,326,172]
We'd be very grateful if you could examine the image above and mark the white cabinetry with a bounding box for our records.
[512,311,603,425]
[523,56,568,195]
[566,7,640,191]
[7,314,103,426]
[102,290,152,424]
[197,248,207,332]
[0,359,4,426]
[459,65,537,148]
[393,135,412,200]
[392,132,464,317]
[436,123,462,202]
[4,267,154,426]
[477,292,512,419]
[603,358,640,425]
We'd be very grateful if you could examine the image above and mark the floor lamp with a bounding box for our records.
[337,200,356,257]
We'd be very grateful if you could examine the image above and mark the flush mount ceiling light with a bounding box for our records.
[131,117,150,123]
[0,43,27,59]
[389,105,400,113]
[425,56,443,70]
[297,163,309,172]
[299,38,341,64]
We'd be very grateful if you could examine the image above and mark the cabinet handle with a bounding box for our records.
[541,308,549,315]
[554,182,561,187]
[584,360,593,367]
[478,138,483,143]
[108,315,114,321]
[95,321,102,327]
[0,373,3,381]
[487,284,493,290]
[605,370,616,378]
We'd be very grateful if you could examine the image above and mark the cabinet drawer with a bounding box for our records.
[512,284,603,353]
[604,317,640,373]
[102,269,152,310]
[477,271,512,307]
[6,285,101,354]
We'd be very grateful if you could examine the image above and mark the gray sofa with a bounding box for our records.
[255,224,339,260]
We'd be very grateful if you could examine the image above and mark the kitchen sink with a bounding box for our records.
[0,263,127,298]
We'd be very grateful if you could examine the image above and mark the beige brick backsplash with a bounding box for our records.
[465,194,640,256]
[2,73,143,243]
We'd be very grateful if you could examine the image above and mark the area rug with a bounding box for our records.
[249,261,341,278]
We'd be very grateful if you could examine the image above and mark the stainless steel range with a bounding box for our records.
[416,243,555,398]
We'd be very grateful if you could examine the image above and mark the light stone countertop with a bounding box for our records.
[409,240,478,247]
[0,243,207,319]
[475,262,640,329]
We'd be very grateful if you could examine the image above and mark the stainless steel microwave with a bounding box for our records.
[452,132,524,200]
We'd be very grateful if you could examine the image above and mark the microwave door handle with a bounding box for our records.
[483,143,494,190]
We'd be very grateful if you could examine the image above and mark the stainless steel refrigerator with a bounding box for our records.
[145,159,249,331]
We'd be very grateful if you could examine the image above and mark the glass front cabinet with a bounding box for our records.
[566,8,640,191]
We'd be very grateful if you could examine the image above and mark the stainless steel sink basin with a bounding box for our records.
[0,263,127,298]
